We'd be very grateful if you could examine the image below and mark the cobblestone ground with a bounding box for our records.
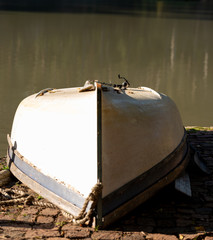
[0,127,213,239]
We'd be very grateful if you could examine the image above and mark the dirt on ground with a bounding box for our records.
[0,127,213,239]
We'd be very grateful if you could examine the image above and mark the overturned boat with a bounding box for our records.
[7,79,190,227]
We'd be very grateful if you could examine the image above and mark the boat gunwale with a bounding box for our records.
[102,129,190,217]
[6,134,92,216]
[102,142,191,227]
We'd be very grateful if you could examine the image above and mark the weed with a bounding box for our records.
[37,195,43,200]
[2,165,9,170]
[95,225,99,231]
[56,221,66,227]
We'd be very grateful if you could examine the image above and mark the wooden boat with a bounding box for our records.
[7,79,190,227]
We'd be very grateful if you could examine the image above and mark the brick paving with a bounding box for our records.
[0,127,212,239]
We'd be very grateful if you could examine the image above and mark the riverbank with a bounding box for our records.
[0,126,213,239]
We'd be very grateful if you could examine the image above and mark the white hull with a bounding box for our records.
[7,82,190,227]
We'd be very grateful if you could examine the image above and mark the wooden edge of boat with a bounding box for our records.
[96,82,103,226]
[101,136,191,228]
[6,154,83,215]
[6,134,87,217]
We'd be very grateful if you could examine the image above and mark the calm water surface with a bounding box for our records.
[0,6,213,154]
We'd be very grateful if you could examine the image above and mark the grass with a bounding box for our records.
[36,195,43,200]
[2,165,9,170]
[185,126,213,132]
[55,221,66,227]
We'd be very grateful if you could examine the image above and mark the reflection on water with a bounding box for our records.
[0,4,213,153]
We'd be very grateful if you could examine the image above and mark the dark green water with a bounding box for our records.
[0,3,213,154]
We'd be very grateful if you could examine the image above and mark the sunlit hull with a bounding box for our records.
[7,82,190,227]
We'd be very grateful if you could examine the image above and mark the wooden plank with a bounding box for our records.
[96,82,103,226]
[175,171,192,197]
